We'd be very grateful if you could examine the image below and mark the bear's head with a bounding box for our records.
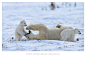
[55,24,61,28]
[20,20,27,26]
[75,28,81,34]
[26,23,47,31]
[24,30,37,40]
[24,30,31,38]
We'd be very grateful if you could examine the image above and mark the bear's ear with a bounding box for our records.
[21,22,22,23]
[31,23,34,26]
[57,24,59,25]
[21,20,24,23]
[21,21,23,23]
[31,23,33,25]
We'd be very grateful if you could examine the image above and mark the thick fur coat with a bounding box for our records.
[25,23,62,40]
[15,20,27,41]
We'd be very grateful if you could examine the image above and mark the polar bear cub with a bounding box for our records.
[15,20,27,41]
[60,28,81,42]
[55,24,73,31]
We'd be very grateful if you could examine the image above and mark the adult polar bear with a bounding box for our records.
[15,20,27,41]
[60,28,81,42]
[25,23,62,40]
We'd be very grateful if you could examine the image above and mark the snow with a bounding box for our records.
[2,2,84,51]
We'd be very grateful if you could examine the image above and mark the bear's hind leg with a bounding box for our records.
[15,34,21,41]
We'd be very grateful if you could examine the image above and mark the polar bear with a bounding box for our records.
[60,28,81,42]
[25,23,62,40]
[55,24,73,31]
[15,20,27,41]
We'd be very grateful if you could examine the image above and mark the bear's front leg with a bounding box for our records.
[70,36,75,42]
[18,30,25,36]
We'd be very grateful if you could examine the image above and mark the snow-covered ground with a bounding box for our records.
[2,2,84,51]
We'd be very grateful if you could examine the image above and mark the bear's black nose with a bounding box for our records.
[25,25,27,26]
[79,33,81,34]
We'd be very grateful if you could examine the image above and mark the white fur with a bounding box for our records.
[25,23,62,40]
[60,28,81,42]
[15,20,27,41]
[55,24,73,31]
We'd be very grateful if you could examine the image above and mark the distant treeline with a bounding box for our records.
[42,2,77,10]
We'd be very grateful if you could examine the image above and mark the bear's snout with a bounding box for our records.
[79,33,81,34]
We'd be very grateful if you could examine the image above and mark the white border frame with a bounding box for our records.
[1,0,85,57]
